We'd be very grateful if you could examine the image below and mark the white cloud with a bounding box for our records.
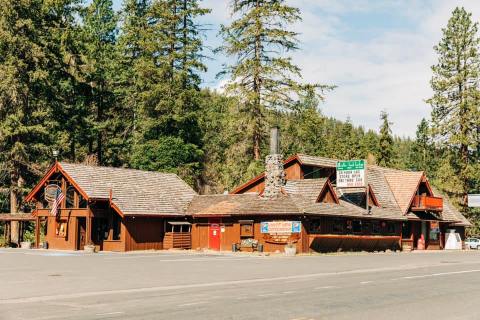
[200,0,480,137]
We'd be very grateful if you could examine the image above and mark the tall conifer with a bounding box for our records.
[218,0,331,162]
[378,111,394,167]
[428,7,480,207]
[0,0,78,243]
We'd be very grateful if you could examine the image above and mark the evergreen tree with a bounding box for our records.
[0,0,78,244]
[407,118,436,173]
[377,111,394,167]
[427,7,480,207]
[80,0,119,165]
[361,129,380,164]
[218,0,331,162]
[123,0,210,185]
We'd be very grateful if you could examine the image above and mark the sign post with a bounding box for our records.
[336,160,368,211]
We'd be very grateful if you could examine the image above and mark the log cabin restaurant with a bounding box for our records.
[25,162,196,251]
[24,150,470,253]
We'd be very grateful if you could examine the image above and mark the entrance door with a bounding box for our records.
[209,223,221,251]
[77,218,86,250]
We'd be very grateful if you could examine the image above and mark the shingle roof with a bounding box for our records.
[381,168,423,214]
[288,154,471,225]
[431,187,472,226]
[297,154,338,168]
[59,162,196,216]
[187,176,406,221]
[284,178,328,202]
[186,194,302,216]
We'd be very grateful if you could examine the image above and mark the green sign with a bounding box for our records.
[336,160,365,171]
[336,160,366,188]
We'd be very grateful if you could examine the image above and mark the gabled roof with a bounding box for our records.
[296,154,338,168]
[186,194,303,216]
[381,168,424,214]
[284,178,338,203]
[26,162,196,217]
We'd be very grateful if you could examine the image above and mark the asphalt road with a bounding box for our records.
[1,249,480,320]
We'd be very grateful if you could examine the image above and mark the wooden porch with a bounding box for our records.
[411,195,443,211]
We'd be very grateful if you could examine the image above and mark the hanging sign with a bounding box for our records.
[45,184,61,203]
[260,221,301,234]
[336,160,366,188]
[468,194,480,208]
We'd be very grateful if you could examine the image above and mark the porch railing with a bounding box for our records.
[411,195,443,212]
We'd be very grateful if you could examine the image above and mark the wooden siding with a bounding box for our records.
[103,240,124,252]
[163,232,191,249]
[124,217,164,251]
[411,195,443,211]
[190,216,308,253]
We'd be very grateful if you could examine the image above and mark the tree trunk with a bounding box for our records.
[9,189,19,246]
[9,174,24,246]
[252,0,262,161]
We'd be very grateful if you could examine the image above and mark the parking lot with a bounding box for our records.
[1,249,480,320]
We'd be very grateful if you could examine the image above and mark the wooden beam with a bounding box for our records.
[35,217,40,249]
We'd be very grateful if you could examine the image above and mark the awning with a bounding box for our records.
[167,221,191,225]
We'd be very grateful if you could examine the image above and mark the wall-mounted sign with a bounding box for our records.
[45,184,61,203]
[260,221,301,234]
[336,160,366,188]
[468,194,480,208]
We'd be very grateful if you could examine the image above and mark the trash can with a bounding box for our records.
[42,241,48,249]
[257,244,264,252]
[232,243,237,252]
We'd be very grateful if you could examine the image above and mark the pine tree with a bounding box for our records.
[122,0,210,185]
[218,0,331,162]
[427,7,480,207]
[0,0,78,244]
[80,0,119,165]
[408,118,436,173]
[377,111,394,167]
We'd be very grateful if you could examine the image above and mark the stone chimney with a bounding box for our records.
[264,127,285,198]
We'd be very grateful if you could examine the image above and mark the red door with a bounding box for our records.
[209,223,221,250]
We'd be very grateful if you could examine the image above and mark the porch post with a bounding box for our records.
[86,212,92,245]
[35,217,41,249]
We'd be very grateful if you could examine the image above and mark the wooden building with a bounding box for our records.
[187,177,406,253]
[224,154,470,252]
[22,152,470,254]
[25,162,196,251]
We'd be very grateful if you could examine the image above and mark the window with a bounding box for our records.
[372,221,380,234]
[386,222,396,234]
[240,221,254,237]
[112,214,121,240]
[78,194,87,208]
[333,219,344,234]
[66,185,75,208]
[303,166,321,179]
[352,220,362,234]
[309,220,321,233]
[362,221,371,234]
[56,220,67,237]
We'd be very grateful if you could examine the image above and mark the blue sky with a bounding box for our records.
[112,0,480,137]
